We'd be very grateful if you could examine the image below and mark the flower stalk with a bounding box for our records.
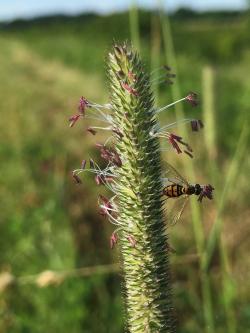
[70,43,214,333]
[108,44,175,332]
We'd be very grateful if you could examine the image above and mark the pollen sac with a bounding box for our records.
[96,144,122,167]
[89,159,95,169]
[168,134,183,154]
[72,172,82,184]
[185,92,199,107]
[78,96,89,114]
[184,150,193,158]
[167,133,193,158]
[110,232,118,249]
[87,127,97,135]
[81,159,87,169]
[99,195,113,216]
[191,119,204,132]
[69,114,81,127]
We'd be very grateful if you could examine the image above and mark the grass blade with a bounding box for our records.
[129,1,140,52]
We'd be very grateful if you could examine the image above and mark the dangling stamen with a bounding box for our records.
[82,97,112,120]
[81,160,87,169]
[156,97,187,114]
[84,115,109,123]
[100,205,118,214]
[155,118,204,133]
[156,92,199,115]
[183,150,193,158]
[89,159,95,169]
[90,126,112,131]
[69,114,81,127]
[72,158,116,186]
[106,213,120,226]
[98,195,121,226]
[110,231,119,249]
[87,101,112,110]
[78,96,90,114]
[70,97,112,127]
[72,166,115,179]
[86,126,113,136]
[151,131,193,158]
[72,172,82,184]
[87,127,97,135]
[185,92,199,107]
[191,119,204,132]
[168,134,182,154]
[90,105,111,121]
[80,159,118,193]
[96,144,122,167]
[83,101,112,123]
[98,195,113,216]
[69,96,91,127]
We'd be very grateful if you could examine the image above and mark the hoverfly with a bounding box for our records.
[162,162,214,225]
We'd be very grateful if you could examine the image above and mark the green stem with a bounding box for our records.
[202,65,237,333]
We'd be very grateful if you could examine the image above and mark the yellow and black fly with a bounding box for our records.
[162,162,214,225]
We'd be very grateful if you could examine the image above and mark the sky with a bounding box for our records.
[0,0,248,22]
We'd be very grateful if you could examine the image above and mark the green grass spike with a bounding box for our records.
[108,43,175,333]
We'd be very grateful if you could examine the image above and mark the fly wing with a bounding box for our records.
[165,195,189,226]
[163,161,189,186]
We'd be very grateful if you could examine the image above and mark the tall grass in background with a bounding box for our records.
[159,8,249,333]
[130,2,249,332]
[129,2,141,52]
[202,66,234,333]
[157,3,215,333]
[203,66,248,333]
[202,67,248,333]
[150,14,161,103]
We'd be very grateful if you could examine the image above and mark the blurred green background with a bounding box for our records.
[0,1,250,332]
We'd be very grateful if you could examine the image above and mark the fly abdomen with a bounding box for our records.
[163,184,184,197]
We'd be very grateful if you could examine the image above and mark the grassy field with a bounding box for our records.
[0,9,250,332]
